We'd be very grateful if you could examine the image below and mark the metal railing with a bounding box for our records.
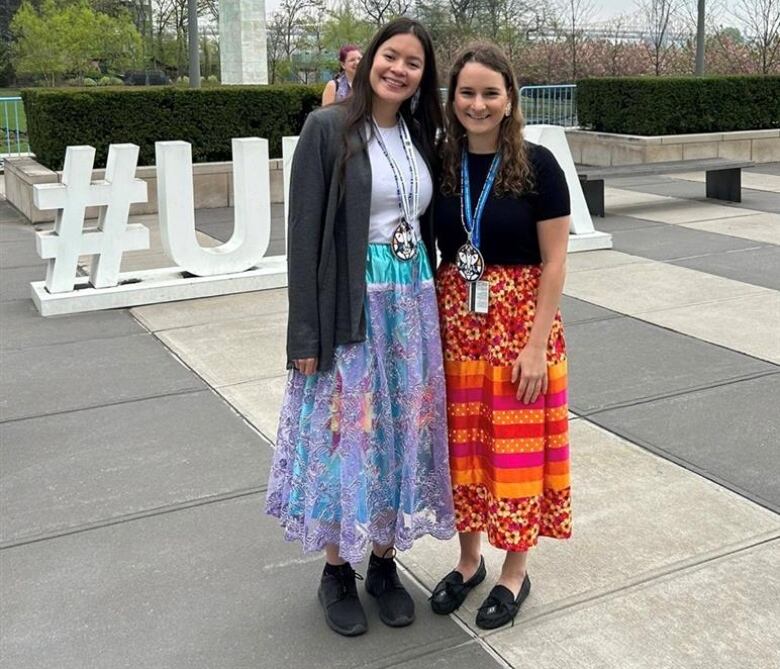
[1,96,30,168]
[439,84,577,128]
[519,85,578,127]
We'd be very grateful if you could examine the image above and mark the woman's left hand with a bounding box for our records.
[511,345,549,404]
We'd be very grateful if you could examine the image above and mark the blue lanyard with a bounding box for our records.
[461,149,501,250]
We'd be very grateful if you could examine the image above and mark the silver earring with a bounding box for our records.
[411,90,421,113]
[505,105,512,117]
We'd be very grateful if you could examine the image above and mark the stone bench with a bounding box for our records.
[576,158,755,217]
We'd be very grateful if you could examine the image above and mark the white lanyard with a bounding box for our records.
[371,115,420,225]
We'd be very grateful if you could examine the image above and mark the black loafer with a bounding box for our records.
[430,556,487,615]
[365,550,415,627]
[475,574,531,629]
[318,563,368,636]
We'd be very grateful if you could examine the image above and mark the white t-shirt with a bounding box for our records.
[366,123,433,244]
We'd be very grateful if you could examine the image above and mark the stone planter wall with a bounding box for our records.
[8,128,779,222]
[566,128,780,166]
[4,157,286,224]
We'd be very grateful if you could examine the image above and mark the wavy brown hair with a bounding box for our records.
[440,43,533,197]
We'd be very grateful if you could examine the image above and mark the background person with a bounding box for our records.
[266,18,455,638]
[430,43,572,630]
[321,44,362,105]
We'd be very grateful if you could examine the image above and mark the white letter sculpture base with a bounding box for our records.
[30,139,287,316]
[283,129,611,254]
[523,125,612,252]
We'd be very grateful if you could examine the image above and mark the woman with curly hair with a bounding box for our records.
[430,43,572,630]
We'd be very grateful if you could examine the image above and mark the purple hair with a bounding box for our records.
[338,45,360,63]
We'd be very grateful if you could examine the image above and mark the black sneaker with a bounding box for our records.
[430,556,486,615]
[318,563,368,636]
[365,549,415,627]
[475,574,531,630]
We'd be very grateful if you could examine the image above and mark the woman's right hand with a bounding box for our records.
[293,358,318,375]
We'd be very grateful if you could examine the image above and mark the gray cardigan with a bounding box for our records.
[286,104,437,371]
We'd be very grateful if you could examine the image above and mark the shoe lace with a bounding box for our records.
[337,567,363,600]
[374,548,404,591]
[477,595,516,627]
[428,571,465,602]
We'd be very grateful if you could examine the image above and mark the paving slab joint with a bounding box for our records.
[472,531,780,641]
[395,554,513,668]
[0,386,208,427]
[624,312,780,367]
[589,414,780,515]
[364,638,489,669]
[0,485,268,551]
[129,309,283,445]
[577,369,780,420]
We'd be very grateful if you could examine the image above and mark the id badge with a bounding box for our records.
[467,280,489,314]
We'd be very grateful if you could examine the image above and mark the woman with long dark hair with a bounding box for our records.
[430,43,572,629]
[266,18,455,637]
[322,44,362,105]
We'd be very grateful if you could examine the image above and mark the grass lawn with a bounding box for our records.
[0,89,29,153]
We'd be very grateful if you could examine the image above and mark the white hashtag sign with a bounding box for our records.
[33,144,149,293]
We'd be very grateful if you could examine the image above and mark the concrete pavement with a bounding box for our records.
[1,168,779,668]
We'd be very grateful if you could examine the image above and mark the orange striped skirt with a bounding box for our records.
[436,262,572,552]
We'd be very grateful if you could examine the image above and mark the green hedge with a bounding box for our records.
[577,76,780,135]
[21,85,324,169]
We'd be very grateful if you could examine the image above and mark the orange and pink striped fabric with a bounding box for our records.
[436,263,572,551]
[446,359,569,500]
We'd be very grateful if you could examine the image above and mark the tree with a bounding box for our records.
[357,0,411,27]
[145,0,213,78]
[597,16,631,76]
[735,0,780,73]
[718,25,745,43]
[93,7,145,73]
[11,1,64,85]
[673,0,727,74]
[709,26,755,72]
[559,0,595,79]
[267,0,327,83]
[2,0,22,44]
[322,0,373,50]
[11,0,142,84]
[446,0,477,31]
[297,3,331,83]
[276,0,323,61]
[637,0,682,74]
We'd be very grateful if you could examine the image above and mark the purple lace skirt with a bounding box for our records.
[265,244,456,562]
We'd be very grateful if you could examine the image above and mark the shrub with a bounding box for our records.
[21,84,324,169]
[83,77,97,86]
[577,76,780,135]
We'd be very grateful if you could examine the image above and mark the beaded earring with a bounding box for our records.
[411,89,421,113]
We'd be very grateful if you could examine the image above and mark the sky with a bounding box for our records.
[262,0,742,26]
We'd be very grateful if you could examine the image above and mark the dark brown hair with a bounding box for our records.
[440,43,533,197]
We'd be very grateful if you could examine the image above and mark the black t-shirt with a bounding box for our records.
[435,142,571,266]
